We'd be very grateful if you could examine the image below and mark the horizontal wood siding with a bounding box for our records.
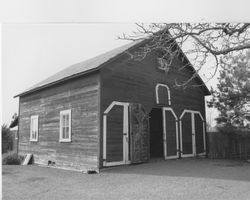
[100,50,206,166]
[101,51,206,116]
[19,72,100,171]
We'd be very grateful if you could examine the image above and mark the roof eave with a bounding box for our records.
[14,37,211,98]
[14,39,147,98]
[14,67,101,98]
[176,45,211,96]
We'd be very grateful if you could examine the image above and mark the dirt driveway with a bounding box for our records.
[2,159,250,200]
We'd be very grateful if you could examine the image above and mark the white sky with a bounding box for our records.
[2,23,137,125]
[1,0,250,126]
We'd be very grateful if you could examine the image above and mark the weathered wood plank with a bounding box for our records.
[99,50,207,166]
[19,73,100,171]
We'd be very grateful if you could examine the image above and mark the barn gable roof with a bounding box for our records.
[15,39,210,97]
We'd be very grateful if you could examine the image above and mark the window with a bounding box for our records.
[156,50,171,72]
[155,83,171,105]
[60,109,71,142]
[157,57,170,72]
[30,115,39,141]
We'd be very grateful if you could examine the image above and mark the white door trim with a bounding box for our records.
[103,101,130,167]
[179,109,206,157]
[162,107,179,159]
[155,83,171,105]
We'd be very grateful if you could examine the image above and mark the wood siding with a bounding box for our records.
[19,72,100,171]
[100,49,206,166]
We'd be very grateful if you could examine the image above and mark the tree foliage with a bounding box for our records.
[9,113,18,128]
[119,23,250,87]
[207,51,250,128]
[2,124,13,153]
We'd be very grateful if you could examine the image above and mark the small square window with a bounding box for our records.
[30,115,39,142]
[59,110,71,142]
[157,57,170,72]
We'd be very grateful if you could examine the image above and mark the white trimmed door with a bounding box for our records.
[179,110,206,157]
[162,107,179,159]
[103,101,130,167]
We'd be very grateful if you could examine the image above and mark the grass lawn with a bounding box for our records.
[2,158,250,200]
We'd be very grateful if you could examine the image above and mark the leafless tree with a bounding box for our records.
[119,23,250,87]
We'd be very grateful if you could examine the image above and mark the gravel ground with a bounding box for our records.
[2,158,250,200]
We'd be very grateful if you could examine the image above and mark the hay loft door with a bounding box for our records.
[180,110,206,157]
[162,107,179,159]
[103,101,130,167]
[129,103,150,163]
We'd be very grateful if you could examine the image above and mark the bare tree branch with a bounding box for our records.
[119,23,250,88]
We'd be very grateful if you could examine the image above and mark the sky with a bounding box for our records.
[1,0,250,126]
[2,23,137,125]
[2,0,250,23]
[1,23,219,126]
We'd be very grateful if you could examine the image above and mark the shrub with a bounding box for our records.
[2,124,13,153]
[2,152,24,165]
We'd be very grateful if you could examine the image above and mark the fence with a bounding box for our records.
[207,129,250,160]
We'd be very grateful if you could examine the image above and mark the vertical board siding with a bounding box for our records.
[19,73,100,171]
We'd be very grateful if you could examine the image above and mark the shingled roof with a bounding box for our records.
[15,40,143,97]
[15,39,210,97]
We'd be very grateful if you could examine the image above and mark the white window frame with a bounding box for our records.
[155,83,171,105]
[30,115,39,142]
[59,109,72,142]
[157,57,170,72]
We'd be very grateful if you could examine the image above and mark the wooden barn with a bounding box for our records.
[15,39,210,172]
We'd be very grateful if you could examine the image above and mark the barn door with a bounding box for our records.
[194,113,206,156]
[129,103,150,163]
[180,111,195,157]
[180,110,206,157]
[162,107,179,159]
[103,101,130,167]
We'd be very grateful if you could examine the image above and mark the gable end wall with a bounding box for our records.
[99,50,207,167]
